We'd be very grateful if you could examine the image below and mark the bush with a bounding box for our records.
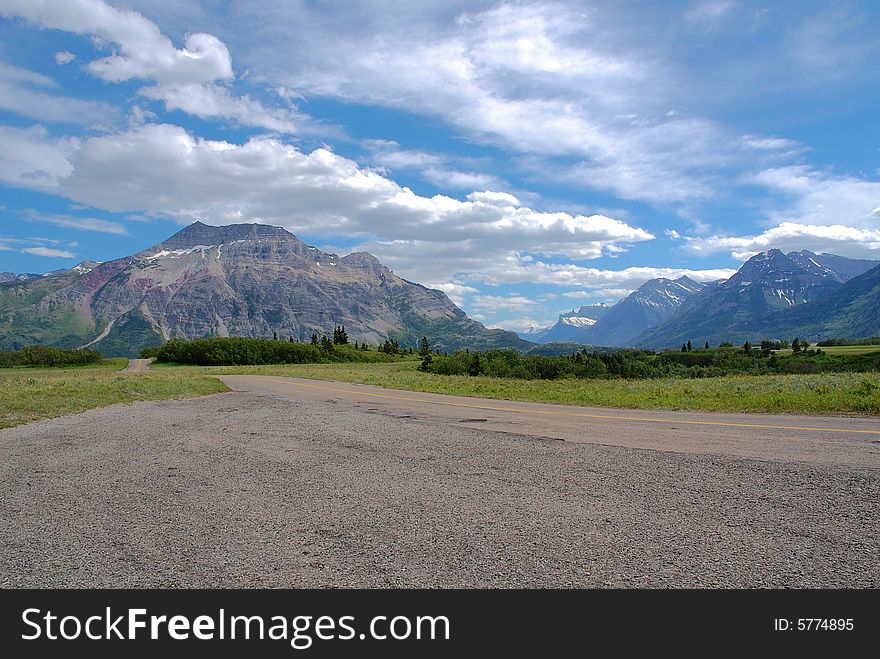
[419,345,880,382]
[0,345,103,368]
[152,337,401,366]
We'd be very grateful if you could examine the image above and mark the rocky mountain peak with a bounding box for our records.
[160,221,299,250]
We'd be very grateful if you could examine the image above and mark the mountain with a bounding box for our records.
[753,263,880,341]
[0,222,529,357]
[0,273,14,283]
[636,249,879,348]
[535,303,611,343]
[787,250,879,283]
[517,323,553,342]
[538,276,705,347]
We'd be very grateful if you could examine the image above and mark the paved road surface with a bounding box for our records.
[120,358,152,373]
[1,378,877,588]
[223,376,880,467]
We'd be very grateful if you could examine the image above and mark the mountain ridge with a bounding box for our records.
[0,222,529,356]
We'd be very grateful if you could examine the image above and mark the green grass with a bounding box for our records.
[199,361,880,416]
[0,359,228,429]
[4,359,879,429]
[816,345,880,356]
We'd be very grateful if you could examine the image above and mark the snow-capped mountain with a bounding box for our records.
[636,249,879,347]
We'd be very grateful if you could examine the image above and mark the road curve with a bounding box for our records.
[220,376,880,467]
[120,358,152,373]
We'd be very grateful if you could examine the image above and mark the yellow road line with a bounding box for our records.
[258,377,880,437]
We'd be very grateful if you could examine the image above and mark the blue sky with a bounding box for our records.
[0,0,878,332]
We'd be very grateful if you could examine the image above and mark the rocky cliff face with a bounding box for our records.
[1,222,529,356]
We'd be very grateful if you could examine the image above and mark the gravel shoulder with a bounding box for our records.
[1,390,877,588]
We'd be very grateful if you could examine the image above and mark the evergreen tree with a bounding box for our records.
[687,339,692,352]
[320,335,333,351]
[704,341,710,350]
[273,331,278,341]
[743,341,752,353]
[792,338,800,353]
[310,333,319,345]
[681,343,688,352]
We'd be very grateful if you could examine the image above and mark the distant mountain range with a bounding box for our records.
[636,249,880,348]
[0,222,527,357]
[520,303,610,343]
[522,276,706,347]
[521,250,879,349]
[3,227,878,356]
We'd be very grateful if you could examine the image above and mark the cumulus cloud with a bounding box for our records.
[0,125,76,191]
[679,166,880,259]
[682,223,880,261]
[0,0,300,132]
[53,123,652,262]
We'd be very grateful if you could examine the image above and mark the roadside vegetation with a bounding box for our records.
[0,345,103,368]
[197,361,880,416]
[418,344,880,380]
[3,334,879,429]
[0,359,227,429]
[147,333,418,366]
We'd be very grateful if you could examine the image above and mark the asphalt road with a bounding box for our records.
[1,377,877,587]
[120,358,153,373]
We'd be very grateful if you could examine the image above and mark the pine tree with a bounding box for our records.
[743,341,752,353]
[273,331,278,341]
[681,343,688,352]
[704,341,709,350]
[687,339,692,352]
[419,336,430,357]
[310,333,319,345]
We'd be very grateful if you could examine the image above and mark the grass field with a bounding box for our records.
[816,345,880,356]
[0,359,228,429]
[3,358,879,430]
[191,360,880,416]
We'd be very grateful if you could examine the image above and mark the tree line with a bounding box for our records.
[417,345,880,381]
[0,345,103,368]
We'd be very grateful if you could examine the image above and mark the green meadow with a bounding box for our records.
[3,356,880,430]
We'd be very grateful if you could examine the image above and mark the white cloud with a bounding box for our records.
[682,223,880,261]
[751,166,880,229]
[364,139,507,191]
[24,211,129,235]
[54,123,652,261]
[139,83,301,132]
[22,246,76,258]
[0,0,301,132]
[0,125,76,191]
[488,317,556,333]
[0,0,232,84]
[471,294,539,313]
[238,1,801,207]
[54,51,76,65]
[679,166,880,259]
[425,282,479,306]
